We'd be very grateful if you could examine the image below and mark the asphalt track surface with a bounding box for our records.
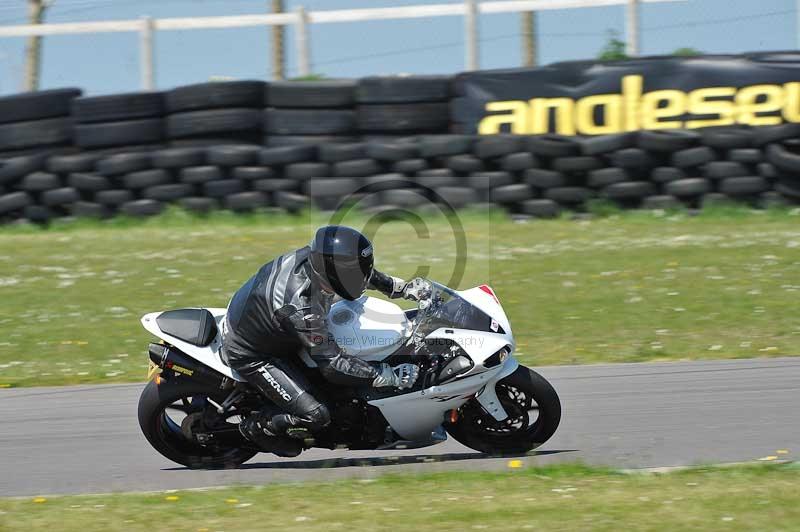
[1,357,798,497]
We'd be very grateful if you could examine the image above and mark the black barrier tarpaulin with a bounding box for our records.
[452,52,800,136]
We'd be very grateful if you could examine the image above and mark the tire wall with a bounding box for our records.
[1,78,800,223]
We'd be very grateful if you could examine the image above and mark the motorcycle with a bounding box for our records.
[137,280,561,468]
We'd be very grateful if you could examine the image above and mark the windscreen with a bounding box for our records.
[413,282,500,337]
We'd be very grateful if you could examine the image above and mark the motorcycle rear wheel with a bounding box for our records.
[138,379,257,469]
[445,366,561,455]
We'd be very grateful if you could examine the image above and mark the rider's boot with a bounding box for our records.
[239,413,302,458]
[272,413,314,441]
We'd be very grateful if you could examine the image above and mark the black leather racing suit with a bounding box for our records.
[222,245,403,436]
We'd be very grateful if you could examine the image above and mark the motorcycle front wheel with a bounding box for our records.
[445,366,561,455]
[138,378,257,469]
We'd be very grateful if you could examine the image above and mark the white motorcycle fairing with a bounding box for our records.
[326,296,411,361]
[329,285,516,441]
[141,283,517,443]
[369,356,518,441]
[140,308,246,383]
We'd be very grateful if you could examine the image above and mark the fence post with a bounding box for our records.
[797,0,800,49]
[271,0,285,80]
[23,0,47,91]
[139,16,155,90]
[295,6,310,78]
[464,0,479,71]
[626,0,639,57]
[521,10,537,67]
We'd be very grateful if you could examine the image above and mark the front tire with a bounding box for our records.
[445,366,561,455]
[138,379,257,469]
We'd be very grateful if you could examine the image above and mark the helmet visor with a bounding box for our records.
[321,254,373,300]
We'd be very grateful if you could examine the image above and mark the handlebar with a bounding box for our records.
[407,279,440,341]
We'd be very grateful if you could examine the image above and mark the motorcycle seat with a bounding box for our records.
[156,308,218,347]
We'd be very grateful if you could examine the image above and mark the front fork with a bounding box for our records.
[475,357,519,421]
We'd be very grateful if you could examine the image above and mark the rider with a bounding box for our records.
[222,225,429,456]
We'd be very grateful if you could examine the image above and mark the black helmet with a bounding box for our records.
[309,225,374,300]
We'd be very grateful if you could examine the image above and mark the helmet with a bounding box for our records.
[309,225,374,300]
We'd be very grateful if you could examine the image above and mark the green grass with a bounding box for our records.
[1,205,800,387]
[1,464,798,531]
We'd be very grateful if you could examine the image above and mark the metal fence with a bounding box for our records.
[0,0,683,91]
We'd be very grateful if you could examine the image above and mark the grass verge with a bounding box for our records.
[1,205,799,386]
[0,463,797,531]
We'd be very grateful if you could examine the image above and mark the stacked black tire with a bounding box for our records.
[356,76,451,140]
[763,124,800,203]
[165,81,265,146]
[0,87,82,220]
[3,124,798,224]
[264,80,358,147]
[0,89,80,157]
[2,76,800,224]
[465,127,789,217]
[72,91,165,150]
[573,126,787,212]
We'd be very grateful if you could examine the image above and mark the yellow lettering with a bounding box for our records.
[736,84,784,126]
[782,82,800,123]
[575,94,623,135]
[622,74,643,131]
[640,90,687,129]
[478,101,529,134]
[530,98,576,135]
[477,81,798,135]
[686,87,736,129]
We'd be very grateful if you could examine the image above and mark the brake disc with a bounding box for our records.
[181,412,212,444]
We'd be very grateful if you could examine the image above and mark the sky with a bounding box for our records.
[0,0,796,95]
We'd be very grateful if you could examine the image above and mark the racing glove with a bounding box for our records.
[368,270,406,299]
[402,277,432,302]
[372,363,420,389]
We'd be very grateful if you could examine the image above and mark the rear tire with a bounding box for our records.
[445,366,561,455]
[138,379,257,469]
